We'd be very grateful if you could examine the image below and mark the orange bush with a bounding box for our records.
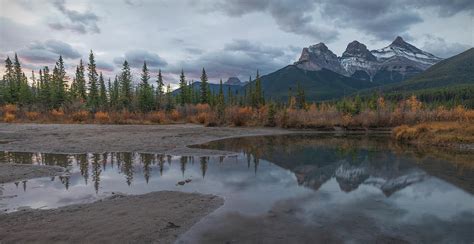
[195,103,211,113]
[50,109,65,121]
[25,111,40,121]
[228,106,253,126]
[71,110,89,122]
[169,110,180,121]
[148,111,166,123]
[2,104,17,114]
[3,113,15,122]
[94,111,110,124]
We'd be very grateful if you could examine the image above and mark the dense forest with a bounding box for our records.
[0,52,473,128]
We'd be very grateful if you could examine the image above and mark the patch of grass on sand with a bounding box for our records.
[393,122,474,147]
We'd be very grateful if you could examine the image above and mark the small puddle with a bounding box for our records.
[0,134,473,243]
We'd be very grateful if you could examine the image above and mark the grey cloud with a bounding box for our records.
[18,49,58,64]
[173,39,297,82]
[421,35,472,58]
[408,0,474,17]
[319,0,473,41]
[0,17,39,52]
[207,0,338,42]
[185,48,204,55]
[96,60,115,72]
[17,39,81,64]
[114,50,168,69]
[49,0,100,34]
[124,0,143,6]
[320,0,422,41]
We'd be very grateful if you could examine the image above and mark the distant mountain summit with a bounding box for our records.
[294,43,346,74]
[224,77,246,86]
[295,36,442,83]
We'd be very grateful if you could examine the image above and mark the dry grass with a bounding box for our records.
[25,112,40,121]
[3,113,15,123]
[1,97,473,129]
[71,110,89,122]
[50,109,65,121]
[148,111,166,124]
[393,122,474,147]
[94,111,110,124]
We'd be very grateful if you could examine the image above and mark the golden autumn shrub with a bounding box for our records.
[25,111,40,121]
[94,111,110,124]
[3,113,15,122]
[50,109,65,121]
[169,110,180,121]
[2,104,17,114]
[227,106,253,126]
[71,110,89,122]
[148,111,166,123]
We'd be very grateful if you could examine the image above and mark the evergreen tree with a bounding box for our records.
[155,69,164,109]
[40,66,52,108]
[216,79,225,121]
[165,84,174,111]
[266,102,276,127]
[110,76,120,109]
[18,72,32,106]
[87,51,100,111]
[98,72,108,110]
[218,78,224,105]
[295,82,306,109]
[55,55,67,107]
[200,68,209,104]
[254,70,264,107]
[12,54,22,102]
[179,69,187,105]
[119,60,133,110]
[73,59,87,101]
[2,56,14,103]
[138,61,154,112]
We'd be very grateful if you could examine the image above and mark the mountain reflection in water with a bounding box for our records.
[1,134,473,243]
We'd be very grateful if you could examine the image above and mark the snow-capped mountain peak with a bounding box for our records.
[295,36,443,83]
[371,36,442,67]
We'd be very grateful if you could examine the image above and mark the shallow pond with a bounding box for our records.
[1,134,473,243]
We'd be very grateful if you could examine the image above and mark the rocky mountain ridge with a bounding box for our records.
[295,36,443,83]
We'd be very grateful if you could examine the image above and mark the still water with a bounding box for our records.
[0,134,473,243]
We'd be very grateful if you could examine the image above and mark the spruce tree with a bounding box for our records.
[295,82,306,109]
[200,68,209,104]
[76,59,87,101]
[165,84,174,111]
[18,72,32,106]
[99,72,107,110]
[41,66,52,109]
[179,69,187,106]
[55,55,67,107]
[3,57,14,103]
[156,69,164,109]
[138,61,154,112]
[119,60,133,110]
[254,70,264,107]
[110,76,120,109]
[13,54,22,102]
[87,51,99,112]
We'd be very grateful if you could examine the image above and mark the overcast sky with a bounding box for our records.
[0,0,473,86]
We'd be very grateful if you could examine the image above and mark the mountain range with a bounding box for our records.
[294,36,442,84]
[177,36,472,103]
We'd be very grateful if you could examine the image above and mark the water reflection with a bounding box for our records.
[0,134,473,243]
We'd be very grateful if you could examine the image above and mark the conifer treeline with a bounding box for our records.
[0,51,266,112]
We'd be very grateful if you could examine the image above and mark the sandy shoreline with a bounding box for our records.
[0,123,291,243]
[0,123,292,155]
[0,191,223,244]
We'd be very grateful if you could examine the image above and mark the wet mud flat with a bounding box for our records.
[0,191,223,244]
